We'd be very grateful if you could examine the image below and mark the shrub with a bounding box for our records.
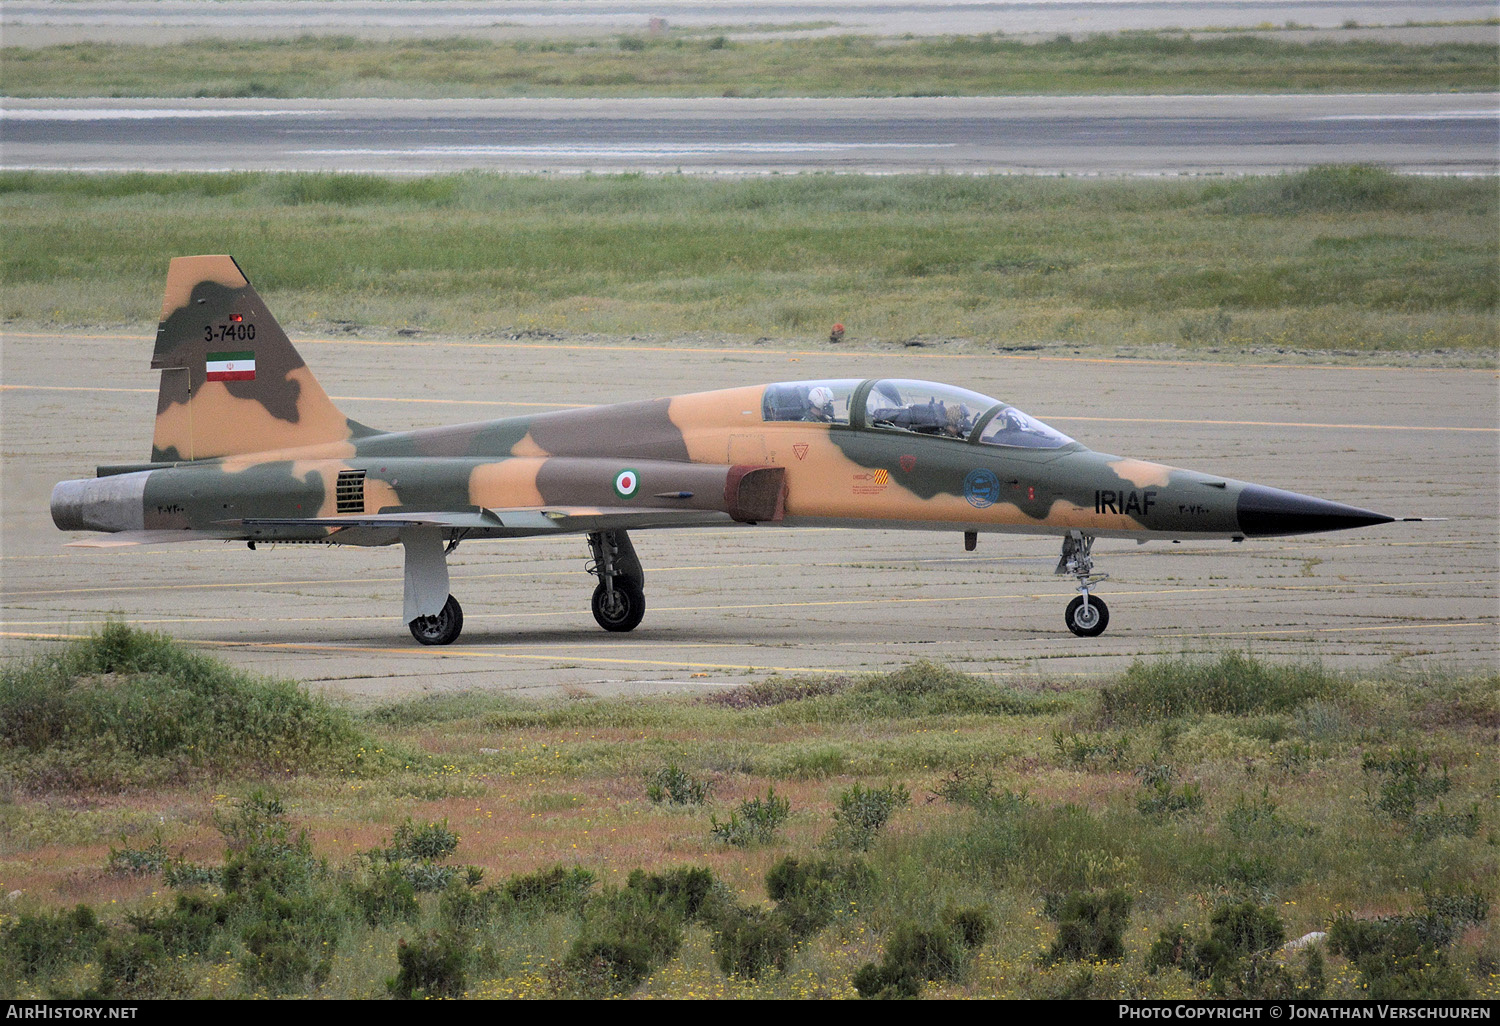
[503,864,596,914]
[373,819,460,862]
[713,905,796,979]
[0,621,367,789]
[831,782,909,850]
[852,959,921,999]
[1134,764,1205,818]
[626,866,718,922]
[765,856,871,938]
[346,865,420,926]
[126,893,234,956]
[1101,652,1340,722]
[388,931,470,999]
[565,888,684,995]
[1044,889,1133,964]
[1195,901,1286,983]
[1328,913,1470,999]
[106,840,169,877]
[646,762,712,805]
[711,786,791,847]
[94,933,181,998]
[2,905,107,975]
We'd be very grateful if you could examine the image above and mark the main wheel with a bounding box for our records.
[1065,595,1109,637]
[592,578,646,633]
[409,594,463,645]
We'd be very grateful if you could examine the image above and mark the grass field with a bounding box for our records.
[0,626,1494,999]
[2,167,1494,360]
[3,34,1496,98]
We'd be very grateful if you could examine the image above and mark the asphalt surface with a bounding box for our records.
[6,94,1498,175]
[4,0,1495,43]
[3,330,1496,700]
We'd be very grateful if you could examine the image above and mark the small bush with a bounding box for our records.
[346,865,420,926]
[565,888,684,995]
[1044,889,1133,964]
[626,866,718,922]
[126,893,234,956]
[646,762,712,805]
[1101,652,1340,722]
[713,905,796,979]
[372,819,460,862]
[3,905,107,975]
[94,933,181,998]
[1195,901,1286,984]
[831,782,910,850]
[503,864,596,914]
[853,959,921,999]
[0,622,367,790]
[106,840,169,877]
[1328,913,1471,999]
[388,931,469,999]
[765,856,871,938]
[711,786,791,847]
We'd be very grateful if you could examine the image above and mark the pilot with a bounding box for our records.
[804,385,835,422]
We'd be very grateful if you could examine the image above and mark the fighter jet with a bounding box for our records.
[52,256,1404,645]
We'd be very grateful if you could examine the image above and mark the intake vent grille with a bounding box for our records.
[336,470,366,514]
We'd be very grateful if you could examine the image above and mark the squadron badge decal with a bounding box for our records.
[963,468,1001,509]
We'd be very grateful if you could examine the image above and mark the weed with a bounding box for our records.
[388,931,471,999]
[1043,889,1133,964]
[831,782,910,850]
[711,786,791,846]
[646,762,712,805]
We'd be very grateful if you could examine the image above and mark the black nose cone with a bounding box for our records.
[1237,484,1394,537]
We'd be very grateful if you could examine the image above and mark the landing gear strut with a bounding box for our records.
[587,529,646,633]
[1056,531,1110,637]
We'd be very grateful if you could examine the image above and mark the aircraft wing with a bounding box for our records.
[65,529,241,548]
[226,505,734,539]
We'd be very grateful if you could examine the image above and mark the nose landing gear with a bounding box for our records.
[1057,531,1110,637]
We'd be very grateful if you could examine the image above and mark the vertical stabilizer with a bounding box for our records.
[150,255,373,462]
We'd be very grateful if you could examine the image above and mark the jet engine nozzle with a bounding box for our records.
[50,472,150,534]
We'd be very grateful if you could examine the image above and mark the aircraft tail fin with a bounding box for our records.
[149,255,376,462]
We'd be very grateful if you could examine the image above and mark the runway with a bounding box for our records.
[5,94,1497,175]
[3,330,1495,700]
[4,1,1495,44]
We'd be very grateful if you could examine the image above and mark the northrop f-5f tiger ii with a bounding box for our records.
[52,256,1405,645]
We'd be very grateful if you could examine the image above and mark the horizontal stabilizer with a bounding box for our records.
[66,529,235,548]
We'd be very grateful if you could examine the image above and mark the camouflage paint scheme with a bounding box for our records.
[52,256,1395,641]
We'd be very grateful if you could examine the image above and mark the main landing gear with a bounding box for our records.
[409,594,464,645]
[587,529,646,633]
[1056,531,1110,637]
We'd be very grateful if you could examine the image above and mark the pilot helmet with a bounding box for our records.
[807,386,834,407]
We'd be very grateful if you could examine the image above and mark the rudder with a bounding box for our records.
[150,255,374,462]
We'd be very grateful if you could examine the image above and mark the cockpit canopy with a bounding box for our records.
[761,378,1075,449]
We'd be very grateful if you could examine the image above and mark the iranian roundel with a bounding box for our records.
[614,469,640,498]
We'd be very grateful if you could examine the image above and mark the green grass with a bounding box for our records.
[0,626,1495,998]
[2,34,1495,98]
[2,168,1494,358]
[0,622,377,790]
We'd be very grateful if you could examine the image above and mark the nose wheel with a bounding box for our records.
[1057,531,1111,637]
[1065,594,1109,637]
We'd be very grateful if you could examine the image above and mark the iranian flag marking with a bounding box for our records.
[614,468,639,498]
[206,351,255,382]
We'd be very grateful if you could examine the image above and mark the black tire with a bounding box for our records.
[1065,595,1109,637]
[409,594,463,646]
[592,578,646,633]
